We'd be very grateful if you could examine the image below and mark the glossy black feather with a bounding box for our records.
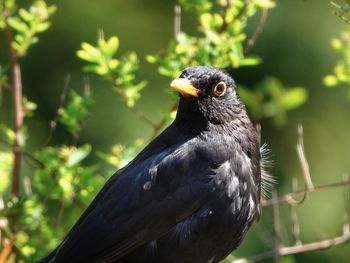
[40,66,262,263]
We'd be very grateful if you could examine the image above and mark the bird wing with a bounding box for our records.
[53,138,213,263]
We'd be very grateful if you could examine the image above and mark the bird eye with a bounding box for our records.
[213,82,227,97]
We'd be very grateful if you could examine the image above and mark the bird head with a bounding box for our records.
[171,66,246,127]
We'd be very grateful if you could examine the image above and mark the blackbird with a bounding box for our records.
[40,66,268,263]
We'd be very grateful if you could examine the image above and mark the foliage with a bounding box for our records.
[97,139,144,171]
[147,0,275,78]
[0,0,56,57]
[324,1,350,100]
[58,90,94,137]
[239,78,307,126]
[0,0,313,262]
[331,0,350,23]
[324,31,350,99]
[145,0,306,124]
[77,36,147,108]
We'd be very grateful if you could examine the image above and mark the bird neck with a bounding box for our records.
[174,98,249,136]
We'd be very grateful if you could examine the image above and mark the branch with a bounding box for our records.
[245,8,269,53]
[0,137,44,169]
[4,15,24,198]
[174,5,181,40]
[128,106,158,129]
[232,126,350,262]
[150,102,178,140]
[46,74,71,145]
[261,179,350,207]
[232,223,350,263]
[219,0,231,33]
[296,124,314,191]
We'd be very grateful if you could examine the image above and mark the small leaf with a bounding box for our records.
[81,42,101,59]
[240,56,262,66]
[200,13,212,30]
[19,9,33,22]
[35,22,51,33]
[331,38,342,50]
[323,75,339,87]
[48,5,58,16]
[8,17,28,32]
[106,36,119,56]
[281,87,308,110]
[145,55,157,63]
[67,144,91,166]
[109,59,119,70]
[77,50,100,63]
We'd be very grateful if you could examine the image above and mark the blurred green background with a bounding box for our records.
[1,0,350,262]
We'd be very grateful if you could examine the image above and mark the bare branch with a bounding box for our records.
[232,223,350,263]
[262,179,350,207]
[245,8,269,53]
[296,124,314,191]
[174,5,181,40]
[0,137,44,169]
[3,16,24,197]
[290,179,302,246]
[46,74,71,145]
[272,190,282,262]
[232,127,350,263]
[151,102,178,140]
[219,0,231,33]
[128,107,158,129]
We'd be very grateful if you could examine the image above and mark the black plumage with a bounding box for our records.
[40,66,265,263]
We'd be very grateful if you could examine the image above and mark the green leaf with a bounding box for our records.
[77,50,100,63]
[323,75,339,87]
[47,5,57,16]
[0,151,12,193]
[0,125,16,144]
[145,55,157,63]
[281,87,308,110]
[19,9,33,22]
[34,22,51,33]
[109,59,119,70]
[81,42,101,60]
[240,56,262,66]
[67,144,91,166]
[8,17,28,32]
[58,90,94,135]
[106,36,119,56]
[200,13,212,30]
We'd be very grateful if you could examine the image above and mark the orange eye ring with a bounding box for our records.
[213,82,227,97]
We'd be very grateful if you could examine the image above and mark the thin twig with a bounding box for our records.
[232,223,350,263]
[0,238,13,263]
[219,0,231,33]
[174,5,181,40]
[296,124,314,191]
[0,137,44,168]
[262,179,350,207]
[128,107,158,129]
[343,175,350,223]
[46,74,71,145]
[4,16,23,197]
[150,102,178,140]
[55,199,65,227]
[272,190,282,262]
[291,179,302,246]
[245,8,269,53]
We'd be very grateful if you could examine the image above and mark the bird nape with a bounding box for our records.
[40,66,266,263]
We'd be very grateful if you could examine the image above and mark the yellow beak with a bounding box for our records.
[170,78,199,97]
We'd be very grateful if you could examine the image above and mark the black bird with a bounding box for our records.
[40,66,268,263]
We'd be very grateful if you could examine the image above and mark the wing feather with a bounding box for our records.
[53,138,212,263]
